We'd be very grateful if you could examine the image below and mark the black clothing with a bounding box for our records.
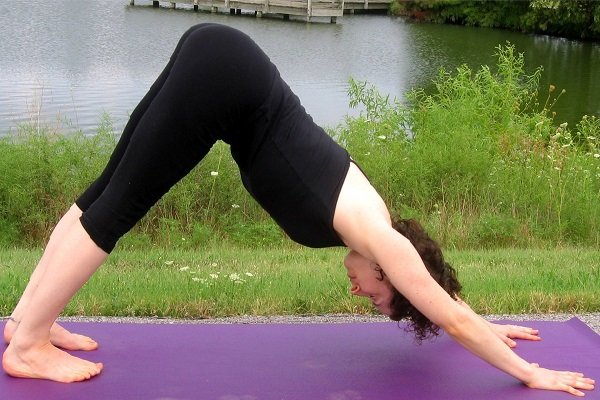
[76,23,350,253]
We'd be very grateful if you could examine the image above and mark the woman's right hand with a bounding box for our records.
[524,363,595,397]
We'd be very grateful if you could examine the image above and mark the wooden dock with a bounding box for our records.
[129,0,390,23]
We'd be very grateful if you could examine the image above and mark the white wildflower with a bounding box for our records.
[229,273,241,281]
[211,263,218,267]
[209,274,219,279]
[377,135,386,140]
[594,154,600,159]
[179,266,190,272]
[231,204,240,209]
[210,171,219,176]
[245,272,254,277]
[192,277,200,282]
[164,261,174,266]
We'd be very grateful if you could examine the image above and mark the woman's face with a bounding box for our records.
[344,250,394,316]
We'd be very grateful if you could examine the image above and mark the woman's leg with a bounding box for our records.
[3,24,231,382]
[3,23,218,353]
[2,221,107,382]
[76,23,217,210]
[3,204,98,351]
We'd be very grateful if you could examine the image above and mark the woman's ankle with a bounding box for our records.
[3,317,19,344]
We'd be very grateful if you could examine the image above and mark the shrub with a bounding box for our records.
[1,45,598,248]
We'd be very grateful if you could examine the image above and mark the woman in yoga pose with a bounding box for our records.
[2,23,594,396]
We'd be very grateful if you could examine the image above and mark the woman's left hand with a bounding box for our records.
[489,323,541,348]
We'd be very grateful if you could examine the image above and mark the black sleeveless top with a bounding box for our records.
[231,68,350,248]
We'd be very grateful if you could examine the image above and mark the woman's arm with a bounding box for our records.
[333,165,595,396]
[364,223,593,395]
[455,297,541,348]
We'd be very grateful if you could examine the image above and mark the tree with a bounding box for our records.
[394,0,600,40]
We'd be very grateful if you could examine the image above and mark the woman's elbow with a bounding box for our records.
[440,306,472,338]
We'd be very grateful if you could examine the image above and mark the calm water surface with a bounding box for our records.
[0,0,598,134]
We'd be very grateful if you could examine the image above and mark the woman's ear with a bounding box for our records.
[350,284,361,295]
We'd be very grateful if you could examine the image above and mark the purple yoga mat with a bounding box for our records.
[2,318,598,400]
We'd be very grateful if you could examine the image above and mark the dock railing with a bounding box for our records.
[130,0,389,23]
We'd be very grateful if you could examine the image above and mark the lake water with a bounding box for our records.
[0,0,598,135]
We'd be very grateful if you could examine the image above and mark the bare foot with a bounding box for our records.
[4,319,98,351]
[3,341,103,383]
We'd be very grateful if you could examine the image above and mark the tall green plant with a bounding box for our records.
[1,45,598,249]
[0,115,116,245]
[342,44,599,248]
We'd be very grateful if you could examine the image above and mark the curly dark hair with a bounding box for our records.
[388,218,462,342]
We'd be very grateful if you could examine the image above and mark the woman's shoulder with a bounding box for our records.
[333,163,392,253]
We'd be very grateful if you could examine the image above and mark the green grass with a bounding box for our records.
[453,248,600,314]
[1,246,598,318]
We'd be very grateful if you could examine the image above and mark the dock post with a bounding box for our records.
[256,11,263,17]
[153,1,159,7]
[230,8,235,14]
[171,2,176,8]
[283,14,289,20]
[130,0,135,5]
[212,6,218,12]
[236,8,241,14]
[330,16,336,23]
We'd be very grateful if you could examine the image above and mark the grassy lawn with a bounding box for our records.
[1,246,598,318]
